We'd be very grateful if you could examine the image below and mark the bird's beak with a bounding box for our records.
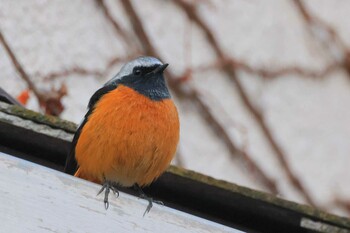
[152,63,169,75]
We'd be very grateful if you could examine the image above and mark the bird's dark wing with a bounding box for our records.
[0,87,22,106]
[64,82,118,175]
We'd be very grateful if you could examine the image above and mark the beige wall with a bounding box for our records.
[1,0,350,216]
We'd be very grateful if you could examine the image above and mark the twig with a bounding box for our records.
[333,198,350,216]
[175,0,315,205]
[293,0,347,50]
[0,30,44,104]
[119,0,278,194]
[0,29,67,116]
[292,0,350,78]
[204,91,275,188]
[38,56,132,81]
[194,88,278,193]
[119,0,155,56]
[184,18,193,77]
[95,0,140,54]
[195,58,339,79]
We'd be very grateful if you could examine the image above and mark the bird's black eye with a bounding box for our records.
[133,68,142,76]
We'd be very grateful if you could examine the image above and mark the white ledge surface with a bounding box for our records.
[0,152,241,233]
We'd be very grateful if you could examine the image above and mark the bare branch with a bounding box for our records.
[0,30,67,116]
[333,198,350,216]
[175,0,315,205]
[95,0,140,54]
[119,0,279,194]
[119,0,156,56]
[38,56,132,81]
[293,0,347,50]
[0,30,43,103]
[195,58,339,79]
[292,0,350,78]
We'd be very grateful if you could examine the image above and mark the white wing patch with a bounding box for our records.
[104,56,163,86]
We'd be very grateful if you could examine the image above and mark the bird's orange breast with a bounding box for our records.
[74,85,179,187]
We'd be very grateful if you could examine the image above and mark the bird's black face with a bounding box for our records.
[119,64,171,101]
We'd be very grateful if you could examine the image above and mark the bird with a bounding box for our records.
[64,56,180,215]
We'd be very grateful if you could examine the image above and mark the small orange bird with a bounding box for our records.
[64,57,180,214]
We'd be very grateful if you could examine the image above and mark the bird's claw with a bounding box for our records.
[104,200,109,210]
[139,194,163,216]
[133,184,163,216]
[97,181,119,210]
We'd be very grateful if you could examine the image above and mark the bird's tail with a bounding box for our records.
[74,168,101,184]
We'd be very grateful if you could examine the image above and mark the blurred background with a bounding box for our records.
[1,0,350,217]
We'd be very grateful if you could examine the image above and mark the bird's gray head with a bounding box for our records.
[105,56,171,101]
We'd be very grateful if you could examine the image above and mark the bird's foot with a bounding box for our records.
[134,184,163,216]
[139,194,164,216]
[97,181,119,210]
